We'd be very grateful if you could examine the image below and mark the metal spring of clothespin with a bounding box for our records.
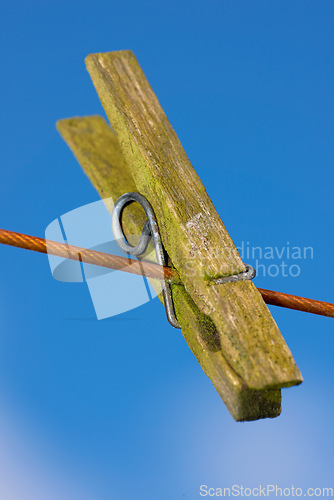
[111,192,256,329]
[111,192,181,329]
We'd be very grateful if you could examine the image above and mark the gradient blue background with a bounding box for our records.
[1,1,333,498]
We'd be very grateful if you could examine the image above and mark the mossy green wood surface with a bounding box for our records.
[56,115,147,240]
[57,115,282,421]
[85,50,302,392]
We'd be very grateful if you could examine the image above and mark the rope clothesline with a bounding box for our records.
[0,228,333,319]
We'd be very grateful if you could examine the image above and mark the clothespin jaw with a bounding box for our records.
[57,50,303,421]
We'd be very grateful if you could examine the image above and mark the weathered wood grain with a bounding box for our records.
[57,115,283,420]
[85,50,302,391]
[56,115,147,241]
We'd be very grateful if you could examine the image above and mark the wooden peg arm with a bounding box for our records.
[58,115,287,421]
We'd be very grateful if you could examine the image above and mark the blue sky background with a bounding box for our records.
[1,1,333,498]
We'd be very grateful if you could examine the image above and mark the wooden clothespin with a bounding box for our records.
[57,50,303,421]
